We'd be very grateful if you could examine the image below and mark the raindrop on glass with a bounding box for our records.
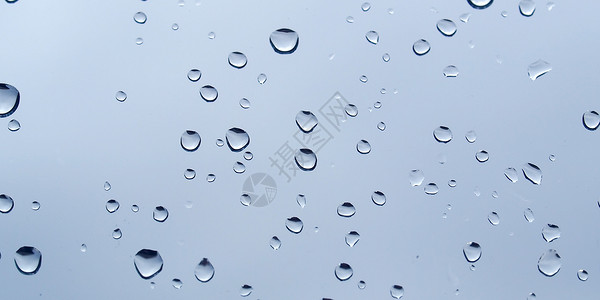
[504,167,518,183]
[115,91,127,102]
[443,65,459,77]
[577,269,589,281]
[80,244,87,252]
[413,39,431,56]
[31,201,40,211]
[208,32,215,39]
[194,258,215,282]
[377,122,386,131]
[216,139,224,147]
[409,170,425,186]
[269,28,299,54]
[172,279,183,289]
[433,126,452,143]
[334,263,353,281]
[538,249,561,277]
[345,231,360,247]
[0,84,19,118]
[582,111,600,130]
[358,280,366,289]
[467,0,493,9]
[345,104,358,117]
[8,119,20,131]
[106,199,119,213]
[200,85,218,102]
[206,174,216,183]
[180,130,201,152]
[296,111,318,133]
[524,208,535,222]
[475,150,489,162]
[390,285,405,299]
[135,37,143,45]
[133,249,163,279]
[361,2,371,11]
[233,161,246,174]
[356,140,371,154]
[488,212,500,226]
[459,13,472,23]
[448,179,457,187]
[527,293,537,300]
[346,16,354,23]
[437,19,457,36]
[133,12,147,24]
[240,285,253,297]
[270,236,281,250]
[228,52,247,69]
[522,163,542,185]
[296,194,306,208]
[382,53,390,62]
[359,75,368,83]
[528,60,551,80]
[463,242,482,263]
[465,130,477,143]
[14,246,42,275]
[131,205,139,213]
[294,148,317,171]
[519,0,536,17]
[542,224,560,242]
[365,31,379,44]
[257,73,267,84]
[184,169,196,180]
[112,228,122,239]
[337,202,356,217]
[240,194,252,206]
[424,183,439,195]
[187,69,201,82]
[171,23,179,30]
[285,217,303,233]
[104,181,111,191]
[153,206,168,222]
[371,191,386,206]
[239,98,250,109]
[226,128,250,152]
[243,151,253,160]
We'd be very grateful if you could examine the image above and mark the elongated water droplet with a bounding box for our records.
[542,224,560,242]
[365,31,379,44]
[296,194,306,208]
[467,0,493,9]
[345,104,358,117]
[295,111,318,132]
[443,65,459,77]
[112,228,122,239]
[172,278,183,289]
[524,208,535,222]
[465,130,477,143]
[286,217,303,233]
[334,263,353,281]
[413,39,430,56]
[345,231,360,247]
[0,194,14,213]
[104,181,111,191]
[134,249,163,279]
[184,169,196,180]
[371,191,386,206]
[519,0,536,17]
[582,111,600,130]
[459,13,472,22]
[424,183,439,195]
[337,202,356,217]
[187,69,201,82]
[390,285,405,299]
[522,163,542,185]
[433,126,452,143]
[180,130,201,152]
[488,212,500,226]
[106,199,119,213]
[233,162,246,174]
[226,128,249,152]
[134,12,147,24]
[409,170,425,186]
[437,19,457,36]
[0,83,20,118]
[14,246,42,275]
[295,148,317,171]
[528,60,551,80]
[269,28,299,54]
[240,284,253,297]
[194,258,215,282]
[538,249,561,277]
[239,98,250,109]
[270,236,281,250]
[200,85,218,102]
[504,167,518,183]
[153,206,168,222]
[357,140,371,154]
[228,52,247,69]
[463,242,482,262]
[577,269,589,281]
[475,150,489,162]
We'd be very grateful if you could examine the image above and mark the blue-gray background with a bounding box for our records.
[0,0,598,299]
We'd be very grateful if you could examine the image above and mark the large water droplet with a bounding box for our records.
[228,52,247,69]
[134,249,163,279]
[226,128,250,152]
[443,65,459,77]
[270,236,281,250]
[334,263,353,281]
[488,212,500,226]
[437,19,457,36]
[504,167,519,183]
[286,217,303,233]
[413,39,431,56]
[475,150,489,162]
[371,191,386,206]
[0,84,20,118]
[294,148,317,171]
[200,85,218,102]
[409,170,425,186]
[345,231,360,247]
[433,126,452,143]
[269,28,299,54]
[153,206,168,222]
[365,31,379,44]
[519,0,536,17]
[106,199,119,213]
[0,194,14,213]
[187,69,201,82]
[240,284,253,297]
[134,12,147,24]
[296,194,306,208]
[180,130,201,152]
[528,60,551,80]
[467,0,493,9]
[522,163,542,185]
[14,246,42,275]
[295,111,318,133]
[356,140,371,154]
[542,224,560,242]
[390,285,405,299]
[538,249,561,277]
[463,242,482,263]
[577,269,589,281]
[582,111,600,130]
[524,208,535,222]
[424,183,439,195]
[194,258,215,282]
[337,202,356,217]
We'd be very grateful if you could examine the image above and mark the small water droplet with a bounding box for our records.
[528,60,551,80]
[524,208,535,222]
[522,163,542,185]
[443,65,459,77]
[131,205,139,213]
[448,179,457,187]
[112,228,122,239]
[390,285,405,299]
[465,130,477,143]
[226,128,250,152]
[199,85,218,102]
[240,194,252,206]
[424,183,439,195]
[359,75,368,83]
[488,212,500,225]
[501,10,508,17]
[216,139,224,147]
[345,104,358,117]
[135,37,144,45]
[582,111,600,130]
[134,12,147,24]
[180,130,201,152]
[7,119,20,131]
[172,278,183,289]
[365,31,379,44]
[104,181,111,191]
[206,173,216,182]
[374,101,382,109]
[106,199,119,213]
[346,16,355,23]
[295,111,318,133]
[356,140,371,154]
[257,73,267,84]
[294,148,317,171]
[243,151,253,160]
[233,162,246,174]
[187,69,201,82]
[286,217,303,233]
[413,39,431,56]
[31,201,40,211]
[358,280,366,289]
[228,52,247,69]
[549,154,556,161]
[437,19,457,36]
[361,2,371,11]
[519,0,536,16]
[467,0,493,10]
[134,249,163,279]
[239,98,250,109]
[504,167,518,183]
[184,169,196,180]
[409,170,425,186]
[115,91,127,102]
[388,8,394,14]
[527,292,537,300]
[80,244,87,252]
[463,242,482,262]
[269,236,281,250]
[194,258,215,282]
[14,246,42,275]
[542,224,560,242]
[337,202,356,217]
[296,194,306,208]
[345,231,360,247]
[475,150,489,162]
[240,284,253,297]
[171,23,179,30]
[459,13,472,22]
[269,28,299,54]
[208,32,215,39]
[371,191,386,206]
[538,249,561,276]
[577,269,589,281]
[433,126,453,143]
[334,263,353,281]
[153,206,168,222]
[377,122,386,131]
[546,2,555,11]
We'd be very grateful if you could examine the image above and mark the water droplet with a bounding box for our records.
[106,199,119,213]
[465,130,477,143]
[377,122,386,131]
[134,249,163,279]
[345,104,358,117]
[538,249,561,277]
[424,183,439,195]
[134,12,147,24]
[522,163,542,185]
[443,65,459,77]
[257,73,267,84]
[459,13,472,22]
[345,231,360,247]
[549,154,556,162]
[527,292,537,300]
[503,167,518,183]
[233,161,246,174]
[153,206,168,222]
[180,130,201,152]
[437,19,457,36]
[131,205,139,213]
[358,280,366,289]
[546,2,555,11]
[135,37,144,45]
[239,98,250,109]
[240,284,253,297]
[365,31,379,44]
[361,2,371,11]
[475,150,489,162]
[187,69,201,82]
[359,75,368,83]
[14,246,42,275]
[582,111,600,130]
[216,139,224,147]
[374,101,382,109]
[103,181,111,191]
[390,285,405,299]
[413,39,431,56]
[524,208,535,222]
[149,282,155,289]
[195,258,215,282]
[500,10,509,17]
[243,151,253,160]
[208,32,215,39]
[31,201,40,211]
[337,202,356,217]
[334,263,353,281]
[286,217,303,233]
[463,242,482,263]
[542,224,560,242]
[448,179,457,187]
[80,244,87,252]
[184,169,196,180]
[519,0,536,16]
[356,140,371,154]
[228,52,247,69]
[388,8,394,14]
[240,194,252,206]
[269,28,299,54]
[370,191,386,206]
[528,60,551,80]
[172,278,183,289]
[171,23,179,30]
[409,170,425,186]
[7,119,20,131]
[488,212,500,225]
[467,0,493,9]
[294,148,317,171]
[295,111,318,133]
[206,173,216,182]
[577,269,589,281]
[433,126,453,143]
[270,236,281,250]
[382,53,391,62]
[199,85,218,102]
[112,228,122,239]
[0,84,21,118]
[226,128,250,152]
[296,194,306,208]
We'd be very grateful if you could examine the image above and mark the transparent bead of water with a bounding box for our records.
[371,191,386,206]
[382,53,390,62]
[549,154,556,162]
[240,285,253,297]
[228,52,247,69]
[527,293,537,300]
[437,19,457,36]
[133,249,163,279]
[187,69,201,82]
[463,242,482,262]
[226,128,250,152]
[374,101,382,109]
[194,258,215,282]
[131,205,139,213]
[537,249,561,276]
[285,217,303,233]
[257,73,267,84]
[356,140,371,154]
[359,75,368,83]
[337,202,356,217]
[208,32,215,39]
[135,37,144,45]
[542,224,560,242]
[115,91,127,102]
[465,130,477,143]
[184,169,196,180]
[519,0,536,17]
[80,244,87,252]
[216,139,224,147]
[180,130,201,151]
[112,228,122,239]
[443,65,459,77]
[424,183,439,195]
[269,28,299,54]
[488,212,500,226]
[233,161,246,174]
[243,151,253,160]
[334,263,353,281]
[365,31,379,44]
[413,39,431,56]
[345,231,360,247]
[345,104,358,117]
[524,208,535,222]
[433,126,452,143]
[206,174,216,182]
[475,150,489,162]
[377,122,386,131]
[577,269,589,281]
[582,111,600,130]
[31,201,40,211]
[361,2,371,11]
[390,285,405,299]
[172,278,183,289]
[448,179,457,187]
[504,167,518,183]
[528,60,551,80]
[133,12,147,24]
[0,83,20,118]
[409,170,425,186]
[467,0,494,10]
[153,206,169,222]
[240,194,252,206]
[270,236,281,250]
[14,246,42,275]
[200,85,218,102]
[239,98,250,109]
[522,163,542,185]
[0,194,14,213]
[296,194,306,208]
[346,16,354,23]
[171,23,179,30]
[295,111,318,133]
[358,280,366,289]
[103,181,111,191]
[106,199,119,213]
[294,148,317,171]
[459,13,472,23]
